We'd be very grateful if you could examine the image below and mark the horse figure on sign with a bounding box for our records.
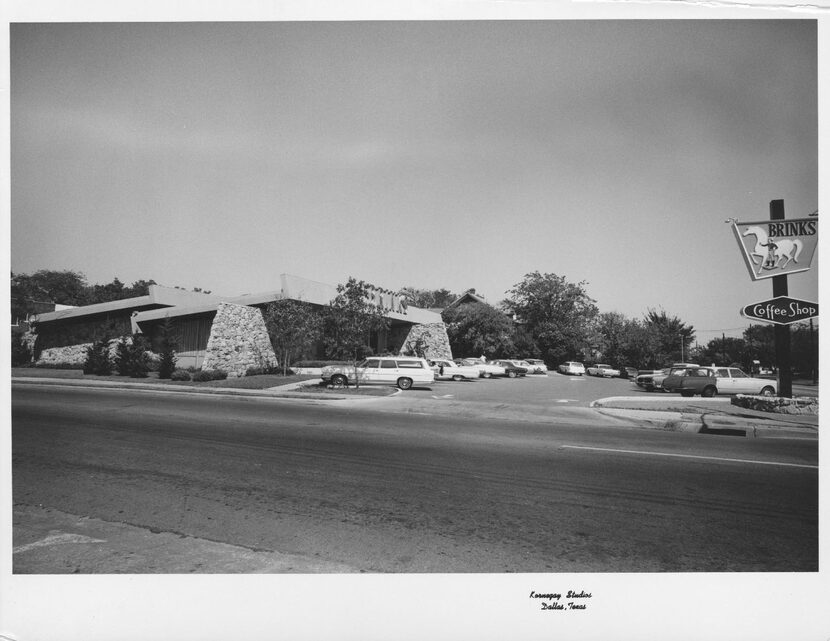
[742,225,803,274]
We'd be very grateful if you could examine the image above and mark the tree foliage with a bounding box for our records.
[323,278,390,386]
[442,302,515,359]
[11,270,161,323]
[156,316,178,379]
[640,308,696,367]
[83,340,112,376]
[400,287,458,309]
[114,334,151,378]
[264,299,323,376]
[503,272,599,365]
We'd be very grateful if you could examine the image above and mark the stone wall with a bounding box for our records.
[36,337,128,367]
[201,302,278,377]
[400,322,452,360]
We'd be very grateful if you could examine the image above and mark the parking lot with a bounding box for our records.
[417,371,635,407]
[413,370,817,410]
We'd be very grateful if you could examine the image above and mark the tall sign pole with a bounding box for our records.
[731,200,818,398]
[770,200,792,398]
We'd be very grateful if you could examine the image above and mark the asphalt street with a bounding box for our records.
[11,384,818,573]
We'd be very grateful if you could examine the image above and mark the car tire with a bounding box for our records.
[508,371,517,378]
[331,374,348,388]
[397,377,413,390]
[452,374,464,381]
[760,386,776,397]
[701,386,717,398]
[482,372,492,379]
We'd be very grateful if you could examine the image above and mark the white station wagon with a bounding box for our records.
[321,357,435,390]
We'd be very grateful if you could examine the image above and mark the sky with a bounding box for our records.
[9,19,819,345]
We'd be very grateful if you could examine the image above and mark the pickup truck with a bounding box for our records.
[586,363,621,378]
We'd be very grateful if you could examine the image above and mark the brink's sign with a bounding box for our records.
[730,218,818,281]
[741,296,819,326]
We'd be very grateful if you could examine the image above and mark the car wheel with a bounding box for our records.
[701,386,717,398]
[482,372,492,379]
[397,377,413,390]
[760,386,776,397]
[330,374,348,388]
[452,374,464,381]
[508,371,517,378]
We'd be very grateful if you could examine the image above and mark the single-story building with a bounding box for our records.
[29,274,452,375]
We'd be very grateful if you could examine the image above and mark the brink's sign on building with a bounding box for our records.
[730,218,818,281]
[740,296,818,326]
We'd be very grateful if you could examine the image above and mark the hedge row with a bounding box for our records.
[731,394,818,415]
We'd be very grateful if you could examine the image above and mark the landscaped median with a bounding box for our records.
[591,395,818,438]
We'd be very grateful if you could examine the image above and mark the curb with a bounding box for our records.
[593,403,817,439]
[10,376,390,402]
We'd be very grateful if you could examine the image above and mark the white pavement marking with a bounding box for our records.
[554,399,580,403]
[562,445,817,469]
[431,395,455,399]
[13,532,107,554]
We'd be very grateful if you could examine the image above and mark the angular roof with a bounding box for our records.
[31,275,443,328]
[32,285,219,324]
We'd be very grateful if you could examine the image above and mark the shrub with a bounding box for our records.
[83,340,112,375]
[294,360,350,368]
[11,334,31,366]
[170,369,192,381]
[245,365,282,376]
[192,369,228,382]
[113,334,150,378]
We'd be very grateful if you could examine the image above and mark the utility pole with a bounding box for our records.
[771,200,793,398]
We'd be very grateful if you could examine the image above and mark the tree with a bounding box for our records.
[156,316,178,379]
[11,332,31,366]
[83,340,112,376]
[698,336,747,368]
[113,334,150,378]
[441,302,516,359]
[400,287,457,309]
[502,272,599,366]
[264,299,323,376]
[11,270,89,320]
[323,278,390,387]
[642,308,695,367]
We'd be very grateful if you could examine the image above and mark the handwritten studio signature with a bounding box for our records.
[529,590,592,611]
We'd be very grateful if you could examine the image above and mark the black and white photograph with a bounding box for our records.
[3,1,828,639]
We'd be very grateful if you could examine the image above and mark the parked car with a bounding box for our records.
[662,366,778,397]
[429,359,481,381]
[634,368,671,391]
[661,366,719,397]
[586,363,621,378]
[459,358,506,378]
[491,360,528,378]
[501,359,543,375]
[558,361,586,376]
[523,359,549,375]
[713,367,778,396]
[634,364,698,392]
[321,357,434,390]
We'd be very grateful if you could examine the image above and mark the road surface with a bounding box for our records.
[12,384,818,573]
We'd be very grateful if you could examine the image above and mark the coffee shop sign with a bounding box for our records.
[741,296,818,326]
[729,218,818,281]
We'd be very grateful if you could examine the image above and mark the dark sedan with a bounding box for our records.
[491,360,528,378]
[661,367,720,397]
